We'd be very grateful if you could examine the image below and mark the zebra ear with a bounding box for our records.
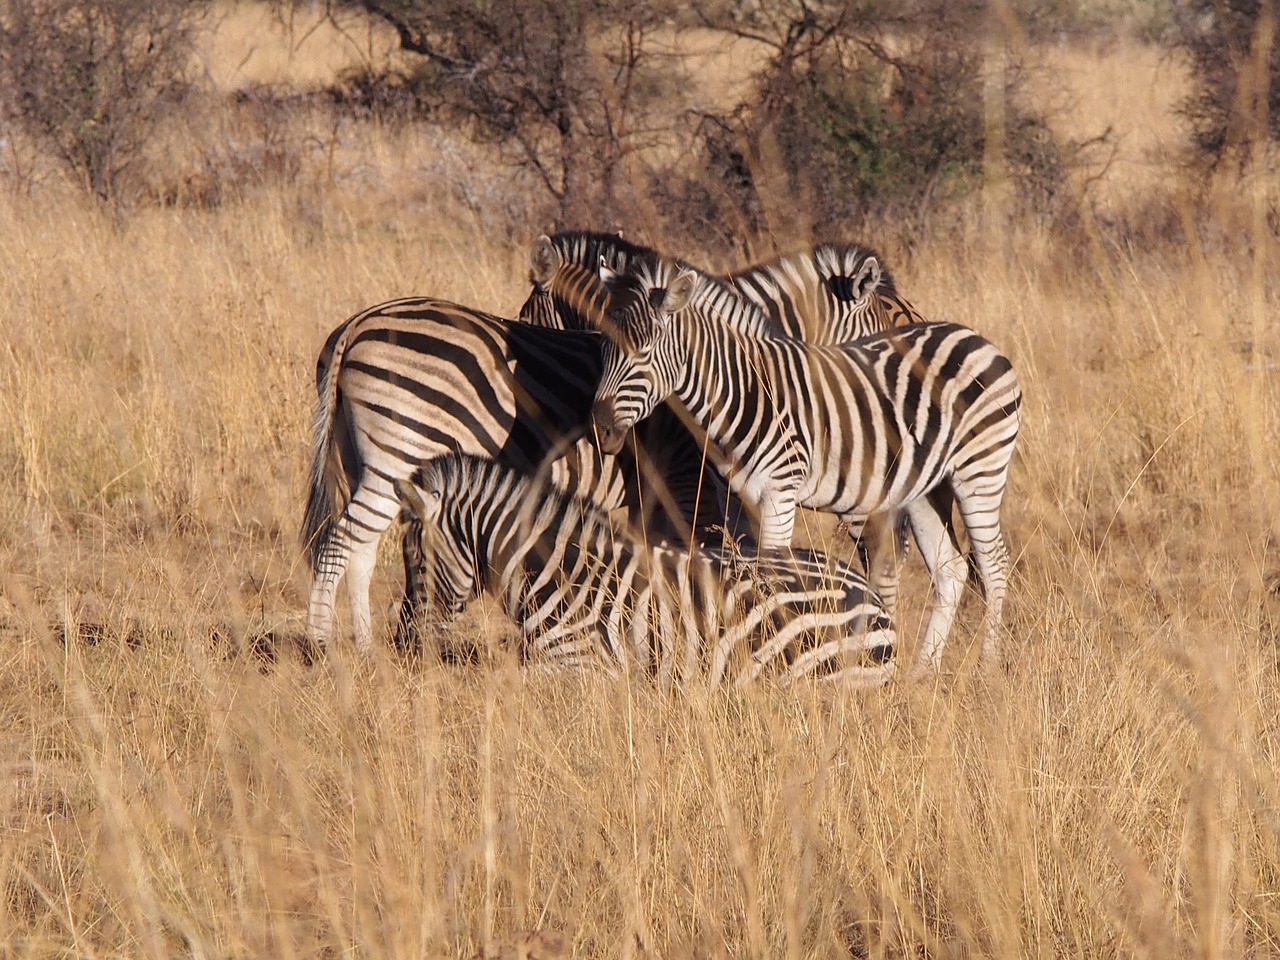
[852,256,882,301]
[530,235,558,285]
[663,269,697,314]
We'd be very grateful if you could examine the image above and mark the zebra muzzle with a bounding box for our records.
[591,398,627,455]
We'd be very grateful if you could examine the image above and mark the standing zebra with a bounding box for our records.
[588,258,1022,679]
[394,454,898,689]
[303,296,718,653]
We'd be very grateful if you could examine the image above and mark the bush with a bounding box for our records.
[1172,0,1280,169]
[657,1,1077,251]
[0,0,201,203]
[315,0,678,228]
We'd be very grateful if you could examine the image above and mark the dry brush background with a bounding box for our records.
[1,4,1279,958]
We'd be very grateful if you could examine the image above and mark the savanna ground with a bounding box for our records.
[1,5,1279,958]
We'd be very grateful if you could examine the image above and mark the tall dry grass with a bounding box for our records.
[2,9,1280,958]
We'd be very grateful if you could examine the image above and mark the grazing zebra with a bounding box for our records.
[521,231,927,341]
[303,296,723,653]
[393,454,898,689]
[588,258,1022,679]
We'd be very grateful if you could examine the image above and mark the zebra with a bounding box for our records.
[520,231,927,612]
[393,453,899,689]
[588,258,1022,680]
[303,296,724,653]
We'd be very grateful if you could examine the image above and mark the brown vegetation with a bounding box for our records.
[0,3,1279,957]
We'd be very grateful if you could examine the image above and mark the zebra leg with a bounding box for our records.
[952,481,1012,671]
[344,536,382,654]
[392,515,427,656]
[307,532,349,652]
[904,486,967,681]
[855,512,909,620]
[309,471,399,654]
[754,485,800,550]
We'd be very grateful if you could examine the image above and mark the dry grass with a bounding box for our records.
[199,2,404,92]
[2,8,1280,958]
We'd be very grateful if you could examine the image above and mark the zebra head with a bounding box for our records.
[518,231,660,331]
[591,258,696,455]
[393,460,482,619]
[811,244,929,332]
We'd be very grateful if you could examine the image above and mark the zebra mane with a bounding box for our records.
[546,231,751,299]
[417,452,520,502]
[546,231,662,273]
[618,255,777,336]
[729,242,903,301]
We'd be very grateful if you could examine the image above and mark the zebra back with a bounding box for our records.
[728,243,928,341]
[395,454,897,689]
[519,231,928,344]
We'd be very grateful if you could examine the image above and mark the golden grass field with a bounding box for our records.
[1,6,1279,957]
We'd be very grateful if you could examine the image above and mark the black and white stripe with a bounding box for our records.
[394,454,898,688]
[305,235,927,653]
[589,258,1022,679]
[303,296,717,652]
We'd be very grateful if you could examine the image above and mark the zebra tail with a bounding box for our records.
[301,318,360,571]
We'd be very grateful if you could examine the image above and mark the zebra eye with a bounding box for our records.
[647,287,666,309]
[421,489,442,519]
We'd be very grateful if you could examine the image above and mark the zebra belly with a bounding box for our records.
[796,435,949,519]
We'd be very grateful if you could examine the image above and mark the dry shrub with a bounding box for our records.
[644,0,1104,256]
[309,0,681,228]
[1172,0,1280,169]
[0,0,202,204]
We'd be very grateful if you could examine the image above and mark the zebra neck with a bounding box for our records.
[444,471,534,594]
[484,498,545,593]
[553,281,609,331]
[671,322,783,439]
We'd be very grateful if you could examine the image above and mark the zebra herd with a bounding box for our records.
[301,231,1022,688]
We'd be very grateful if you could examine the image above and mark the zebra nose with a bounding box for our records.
[592,398,626,455]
